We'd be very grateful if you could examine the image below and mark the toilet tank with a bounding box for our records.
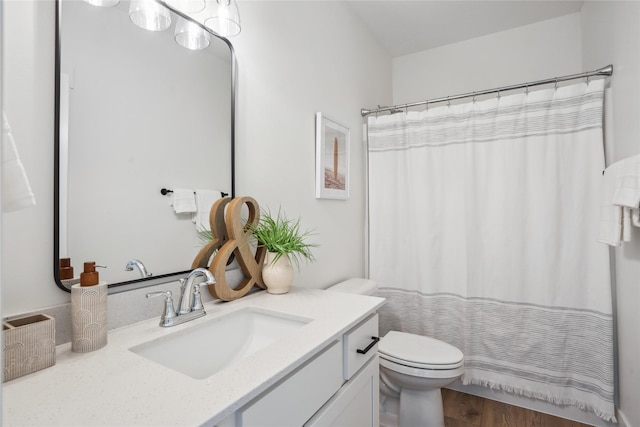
[326,278,377,295]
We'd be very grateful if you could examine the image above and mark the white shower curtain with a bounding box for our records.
[367,79,615,422]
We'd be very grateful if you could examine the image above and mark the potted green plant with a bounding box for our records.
[250,208,316,294]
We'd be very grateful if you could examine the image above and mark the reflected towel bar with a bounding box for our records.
[160,188,229,197]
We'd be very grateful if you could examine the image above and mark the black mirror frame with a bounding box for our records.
[53,0,236,293]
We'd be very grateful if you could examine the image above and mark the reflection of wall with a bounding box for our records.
[2,0,59,314]
[62,1,231,283]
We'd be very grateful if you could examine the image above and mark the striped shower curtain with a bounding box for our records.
[367,80,615,422]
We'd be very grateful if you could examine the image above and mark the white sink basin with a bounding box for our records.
[130,307,312,380]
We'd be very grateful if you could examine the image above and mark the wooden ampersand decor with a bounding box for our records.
[191,197,231,269]
[209,196,267,301]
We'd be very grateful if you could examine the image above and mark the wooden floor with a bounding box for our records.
[442,389,591,427]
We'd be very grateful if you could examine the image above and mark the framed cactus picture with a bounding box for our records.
[315,112,350,200]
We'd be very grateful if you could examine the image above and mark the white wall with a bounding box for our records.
[232,1,391,288]
[392,13,583,105]
[581,4,640,427]
[0,0,4,412]
[1,1,391,315]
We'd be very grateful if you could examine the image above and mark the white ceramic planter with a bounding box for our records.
[262,252,293,294]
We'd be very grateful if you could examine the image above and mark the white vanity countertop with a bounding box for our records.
[3,287,385,426]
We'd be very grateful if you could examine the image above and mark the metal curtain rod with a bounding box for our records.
[361,64,613,117]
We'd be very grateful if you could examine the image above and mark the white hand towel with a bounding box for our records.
[2,112,36,212]
[622,207,632,241]
[599,155,640,245]
[170,189,197,214]
[612,154,640,208]
[598,204,625,246]
[632,208,640,227]
[598,160,627,246]
[193,189,221,232]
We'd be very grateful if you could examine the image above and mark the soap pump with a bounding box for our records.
[59,258,74,280]
[71,261,108,352]
[80,261,100,286]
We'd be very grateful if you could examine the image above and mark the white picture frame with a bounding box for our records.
[315,113,350,200]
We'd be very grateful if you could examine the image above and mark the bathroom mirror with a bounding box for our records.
[54,0,235,292]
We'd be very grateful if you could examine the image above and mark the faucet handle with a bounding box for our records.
[146,290,178,327]
[191,284,205,312]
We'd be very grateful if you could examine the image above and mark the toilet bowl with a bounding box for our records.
[327,278,464,427]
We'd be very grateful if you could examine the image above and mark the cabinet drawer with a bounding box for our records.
[239,340,343,427]
[343,314,378,380]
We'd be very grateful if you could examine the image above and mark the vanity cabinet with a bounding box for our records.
[305,356,379,427]
[227,313,379,427]
[2,289,386,427]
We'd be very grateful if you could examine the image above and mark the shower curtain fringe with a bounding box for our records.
[463,377,617,423]
[361,64,613,117]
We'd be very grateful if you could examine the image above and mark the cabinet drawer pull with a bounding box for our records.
[356,336,380,355]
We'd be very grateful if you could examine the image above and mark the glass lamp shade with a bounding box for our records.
[83,0,120,6]
[165,0,206,14]
[204,0,241,37]
[129,0,172,32]
[174,18,211,50]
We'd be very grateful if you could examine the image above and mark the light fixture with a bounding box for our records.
[204,0,241,38]
[129,0,172,32]
[87,0,237,51]
[165,0,206,14]
[174,17,211,50]
[82,0,120,6]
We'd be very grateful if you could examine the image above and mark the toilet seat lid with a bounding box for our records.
[379,331,464,368]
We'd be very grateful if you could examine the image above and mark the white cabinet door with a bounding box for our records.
[239,341,343,427]
[305,355,379,427]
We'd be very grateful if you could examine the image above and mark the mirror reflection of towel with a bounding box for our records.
[193,190,221,232]
[170,189,197,214]
[2,112,36,213]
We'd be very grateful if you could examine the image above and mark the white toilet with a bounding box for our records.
[327,278,464,427]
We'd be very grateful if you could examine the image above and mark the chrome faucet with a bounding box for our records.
[125,259,152,278]
[178,268,215,314]
[145,268,215,327]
